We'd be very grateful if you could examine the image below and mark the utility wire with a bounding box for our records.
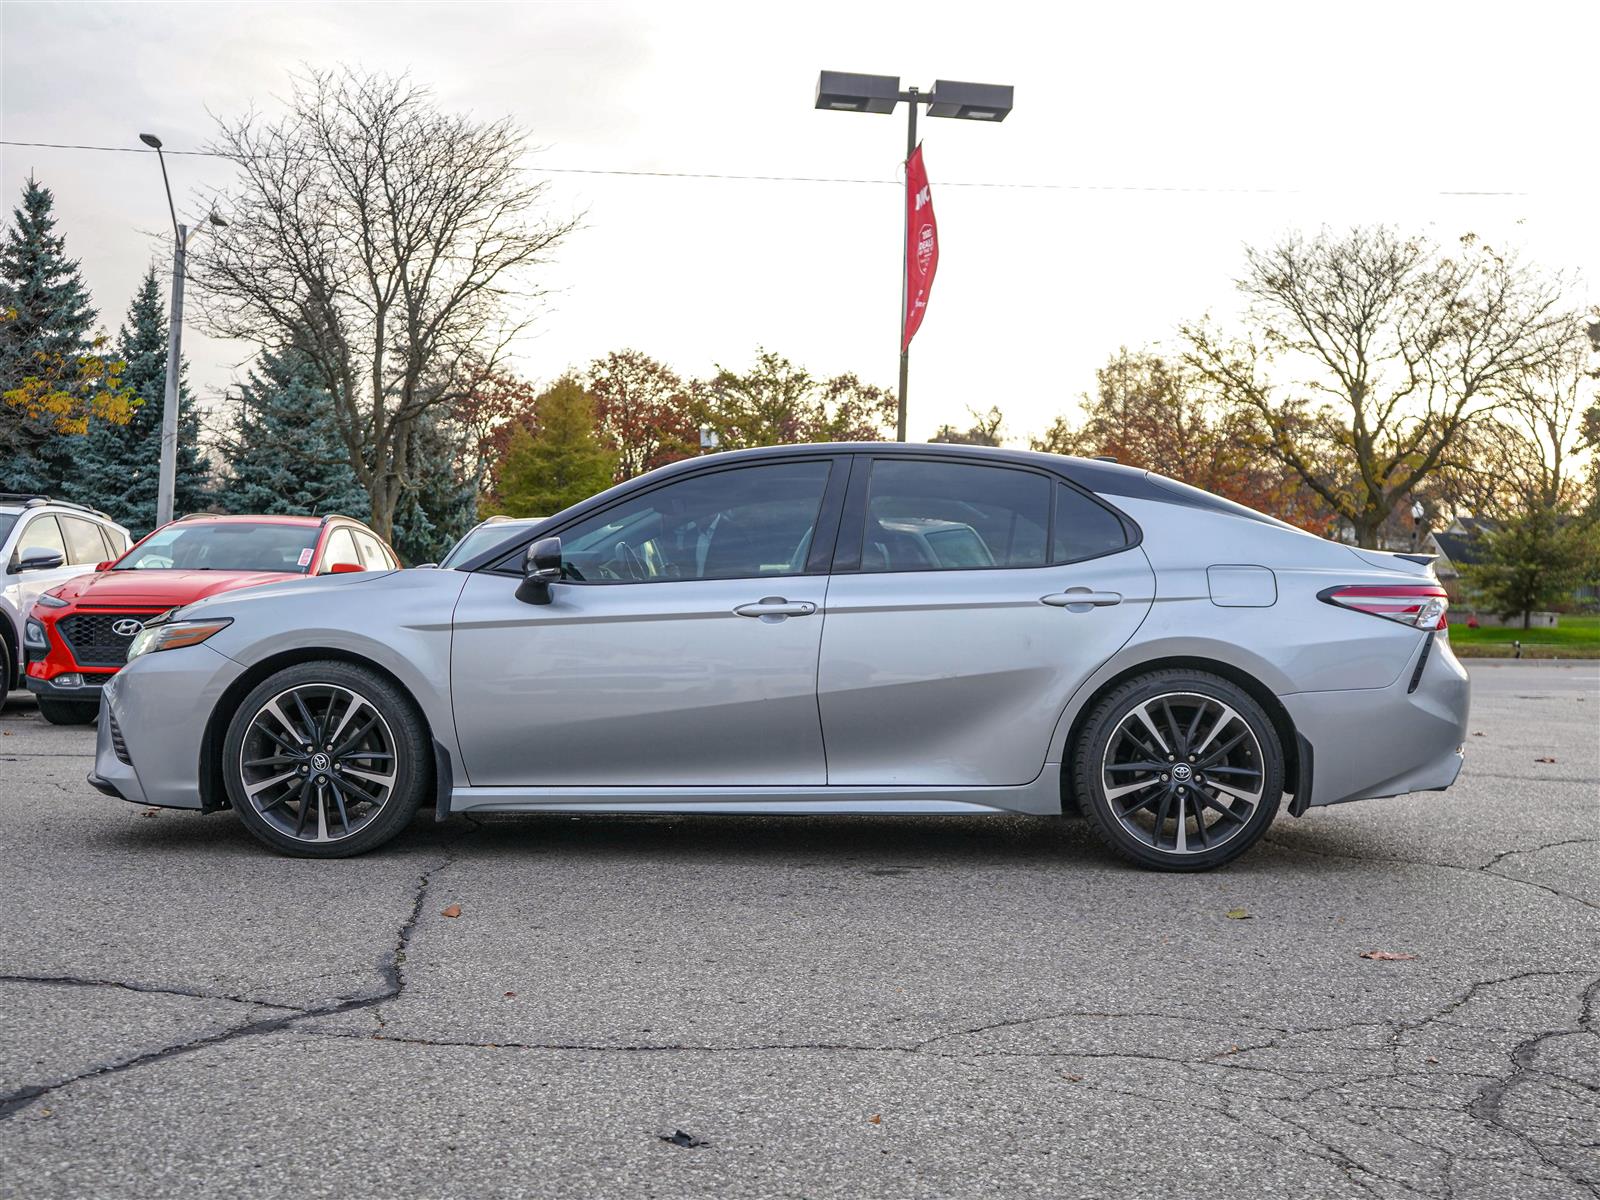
[0,137,1536,197]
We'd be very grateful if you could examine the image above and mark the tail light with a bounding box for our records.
[1319,583,1448,631]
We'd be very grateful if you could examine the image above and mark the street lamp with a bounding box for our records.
[139,132,226,528]
[815,71,1013,441]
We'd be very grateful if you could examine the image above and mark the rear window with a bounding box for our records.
[115,521,320,573]
[1052,484,1129,562]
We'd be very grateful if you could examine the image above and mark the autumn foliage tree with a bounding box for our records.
[587,349,699,480]
[1182,227,1567,547]
[701,349,895,449]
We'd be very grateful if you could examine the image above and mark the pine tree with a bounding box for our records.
[389,408,477,565]
[495,376,616,519]
[0,176,97,493]
[75,267,209,534]
[212,346,368,519]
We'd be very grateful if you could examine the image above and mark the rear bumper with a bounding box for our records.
[1282,632,1469,808]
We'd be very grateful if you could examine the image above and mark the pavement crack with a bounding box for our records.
[0,973,308,1013]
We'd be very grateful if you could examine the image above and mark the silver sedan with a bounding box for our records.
[89,444,1469,870]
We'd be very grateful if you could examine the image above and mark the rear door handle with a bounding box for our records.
[734,597,817,620]
[1041,589,1123,609]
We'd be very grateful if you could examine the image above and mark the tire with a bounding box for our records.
[1071,669,1284,871]
[0,635,12,712]
[222,660,430,858]
[38,697,99,726]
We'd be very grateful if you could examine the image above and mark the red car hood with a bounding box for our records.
[49,569,300,607]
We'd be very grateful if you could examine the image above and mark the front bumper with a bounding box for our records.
[93,643,245,810]
[1281,632,1470,808]
[25,672,112,704]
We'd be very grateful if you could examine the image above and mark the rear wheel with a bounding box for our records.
[1072,670,1283,871]
[222,661,429,858]
[38,697,99,726]
[0,636,12,711]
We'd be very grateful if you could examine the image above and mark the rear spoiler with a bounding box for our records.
[1394,553,1436,566]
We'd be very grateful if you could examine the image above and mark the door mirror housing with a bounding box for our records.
[328,561,365,574]
[17,547,65,572]
[516,536,563,605]
[95,560,113,572]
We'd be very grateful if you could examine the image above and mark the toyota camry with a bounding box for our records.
[88,443,1470,870]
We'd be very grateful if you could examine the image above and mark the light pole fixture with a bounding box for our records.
[815,71,1013,441]
[140,132,225,529]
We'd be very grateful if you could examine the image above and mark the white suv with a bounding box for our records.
[0,495,131,708]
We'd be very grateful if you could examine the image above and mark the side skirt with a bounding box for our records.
[448,769,1063,817]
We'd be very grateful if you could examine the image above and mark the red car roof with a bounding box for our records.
[173,514,329,526]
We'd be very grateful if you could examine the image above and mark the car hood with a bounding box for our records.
[48,569,301,607]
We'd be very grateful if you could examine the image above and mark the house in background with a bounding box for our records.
[1423,516,1499,601]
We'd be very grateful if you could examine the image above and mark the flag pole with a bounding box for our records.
[897,88,918,443]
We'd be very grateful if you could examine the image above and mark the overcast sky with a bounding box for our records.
[2,0,1597,443]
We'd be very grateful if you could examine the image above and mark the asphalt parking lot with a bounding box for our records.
[0,660,1595,1199]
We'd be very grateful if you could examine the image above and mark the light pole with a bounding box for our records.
[139,133,226,528]
[815,72,1013,441]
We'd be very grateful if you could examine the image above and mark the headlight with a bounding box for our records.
[23,619,48,650]
[36,592,69,609]
[126,618,233,662]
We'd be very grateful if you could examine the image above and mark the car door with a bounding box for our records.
[450,456,846,788]
[818,456,1155,786]
[10,515,82,613]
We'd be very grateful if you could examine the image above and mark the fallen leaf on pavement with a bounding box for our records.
[441,904,462,918]
[140,808,159,818]
[1534,757,1556,763]
[1360,950,1418,961]
[867,1114,882,1125]
[1425,1056,1439,1064]
[1472,731,1485,737]
[1225,909,1252,920]
[504,991,517,999]
[659,1130,707,1148]
[1062,1074,1083,1082]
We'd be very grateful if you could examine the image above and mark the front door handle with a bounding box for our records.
[1042,589,1123,610]
[734,597,817,620]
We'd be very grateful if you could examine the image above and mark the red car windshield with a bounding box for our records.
[114,522,320,573]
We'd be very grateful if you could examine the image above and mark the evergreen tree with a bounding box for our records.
[494,376,616,519]
[389,408,477,564]
[212,346,367,519]
[1461,508,1598,628]
[75,267,209,534]
[0,177,97,493]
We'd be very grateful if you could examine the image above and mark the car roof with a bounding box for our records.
[173,513,352,528]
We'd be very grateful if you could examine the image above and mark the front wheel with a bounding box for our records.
[222,661,430,858]
[38,697,99,726]
[1072,670,1284,871]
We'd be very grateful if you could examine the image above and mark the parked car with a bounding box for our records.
[26,512,399,725]
[89,444,1469,870]
[435,515,545,569]
[0,494,131,710]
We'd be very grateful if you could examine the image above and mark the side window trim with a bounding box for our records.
[18,514,66,560]
[838,454,1058,575]
[481,455,851,580]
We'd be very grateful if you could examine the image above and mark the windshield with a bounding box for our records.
[114,521,320,572]
[440,522,536,569]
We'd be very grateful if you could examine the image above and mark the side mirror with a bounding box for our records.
[329,561,365,575]
[516,536,563,605]
[95,560,112,572]
[17,547,65,572]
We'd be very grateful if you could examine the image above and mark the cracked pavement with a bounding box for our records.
[0,660,1595,1199]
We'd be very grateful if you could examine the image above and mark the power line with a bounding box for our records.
[0,137,1536,197]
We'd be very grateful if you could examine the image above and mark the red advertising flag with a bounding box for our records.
[902,144,938,351]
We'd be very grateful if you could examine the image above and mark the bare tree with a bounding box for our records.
[1182,227,1567,547]
[199,68,578,538]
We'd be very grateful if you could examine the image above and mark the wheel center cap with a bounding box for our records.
[1171,763,1192,783]
[311,752,330,773]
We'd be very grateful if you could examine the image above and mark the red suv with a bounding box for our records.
[24,513,400,724]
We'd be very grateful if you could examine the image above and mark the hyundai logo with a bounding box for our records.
[111,619,145,638]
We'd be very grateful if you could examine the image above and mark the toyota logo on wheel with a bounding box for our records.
[112,619,145,638]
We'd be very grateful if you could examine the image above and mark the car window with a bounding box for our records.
[441,522,531,569]
[352,529,390,570]
[60,516,108,565]
[1052,484,1129,563]
[17,515,67,562]
[98,524,127,560]
[861,460,1048,572]
[558,461,832,583]
[115,521,320,572]
[0,512,17,551]
[320,527,363,573]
